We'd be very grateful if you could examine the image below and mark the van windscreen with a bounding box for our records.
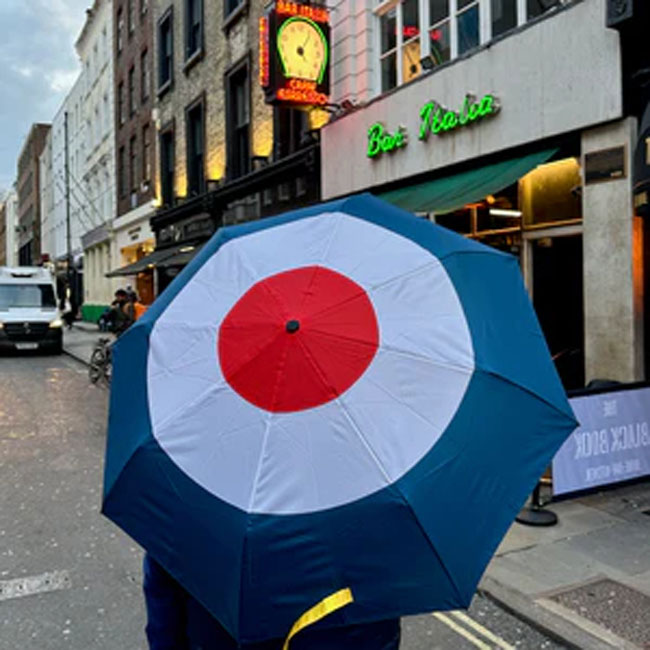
[0,284,57,309]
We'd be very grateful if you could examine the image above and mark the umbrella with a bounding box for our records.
[103,193,577,644]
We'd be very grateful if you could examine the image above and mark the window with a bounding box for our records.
[129,136,138,192]
[376,0,550,95]
[528,0,561,19]
[428,0,451,66]
[142,124,151,182]
[141,0,149,15]
[158,9,173,90]
[491,0,517,37]
[128,0,136,34]
[225,0,245,18]
[275,107,307,159]
[226,61,250,179]
[456,0,479,55]
[128,66,136,115]
[186,99,205,195]
[160,128,175,205]
[103,94,110,134]
[118,82,125,125]
[185,0,203,60]
[117,8,124,53]
[118,146,127,198]
[141,49,150,102]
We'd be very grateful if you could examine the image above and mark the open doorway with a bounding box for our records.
[531,234,584,390]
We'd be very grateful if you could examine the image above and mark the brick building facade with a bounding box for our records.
[16,124,51,266]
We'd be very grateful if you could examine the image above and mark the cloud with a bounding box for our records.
[0,0,89,191]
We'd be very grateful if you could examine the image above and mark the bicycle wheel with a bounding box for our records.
[89,348,107,384]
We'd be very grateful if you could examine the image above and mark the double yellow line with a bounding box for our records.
[433,610,515,649]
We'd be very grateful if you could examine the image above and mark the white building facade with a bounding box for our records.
[38,130,54,262]
[47,74,91,266]
[2,189,19,266]
[76,0,120,317]
[322,0,645,388]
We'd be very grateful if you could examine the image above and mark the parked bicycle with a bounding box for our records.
[89,337,113,386]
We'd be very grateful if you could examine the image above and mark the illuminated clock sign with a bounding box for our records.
[260,2,331,107]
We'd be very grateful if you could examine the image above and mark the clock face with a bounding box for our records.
[277,17,328,83]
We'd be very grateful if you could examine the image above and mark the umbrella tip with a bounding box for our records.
[286,320,300,334]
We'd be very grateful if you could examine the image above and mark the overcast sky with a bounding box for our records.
[0,0,90,193]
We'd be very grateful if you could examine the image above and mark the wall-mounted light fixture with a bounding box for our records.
[489,208,522,218]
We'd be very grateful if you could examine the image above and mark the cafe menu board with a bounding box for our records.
[553,385,650,495]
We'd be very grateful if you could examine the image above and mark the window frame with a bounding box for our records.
[184,0,204,64]
[225,55,251,181]
[142,123,151,183]
[118,145,127,199]
[141,48,150,103]
[223,0,247,29]
[117,7,124,54]
[185,94,206,196]
[118,81,125,126]
[374,0,546,96]
[157,7,174,95]
[128,65,136,116]
[159,121,175,207]
[129,134,138,194]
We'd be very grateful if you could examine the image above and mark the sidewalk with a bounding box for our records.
[62,321,114,366]
[481,481,650,649]
[62,323,650,648]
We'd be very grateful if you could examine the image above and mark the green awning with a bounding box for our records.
[378,149,558,214]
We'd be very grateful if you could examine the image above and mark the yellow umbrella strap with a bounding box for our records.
[282,588,354,650]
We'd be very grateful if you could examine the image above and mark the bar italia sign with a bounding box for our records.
[367,93,501,159]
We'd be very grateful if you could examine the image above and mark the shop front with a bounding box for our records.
[322,0,643,389]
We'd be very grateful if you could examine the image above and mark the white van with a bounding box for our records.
[0,266,63,354]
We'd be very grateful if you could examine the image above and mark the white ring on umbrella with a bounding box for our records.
[147,212,475,515]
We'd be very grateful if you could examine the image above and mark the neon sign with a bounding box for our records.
[367,124,408,158]
[367,93,501,159]
[259,16,270,87]
[260,2,331,107]
[419,94,500,140]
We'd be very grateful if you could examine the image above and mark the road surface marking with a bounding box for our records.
[433,612,492,649]
[0,570,71,601]
[450,610,516,650]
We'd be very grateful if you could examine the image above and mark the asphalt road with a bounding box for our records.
[0,353,567,650]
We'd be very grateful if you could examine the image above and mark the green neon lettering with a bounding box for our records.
[442,111,458,131]
[458,96,471,125]
[478,94,494,116]
[431,107,444,134]
[419,102,434,140]
[367,123,384,158]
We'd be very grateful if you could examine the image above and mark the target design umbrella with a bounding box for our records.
[103,193,576,644]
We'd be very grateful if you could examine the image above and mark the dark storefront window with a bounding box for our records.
[186,99,205,195]
[158,9,173,90]
[491,0,517,37]
[227,61,250,179]
[275,107,307,159]
[160,128,175,206]
[185,0,203,60]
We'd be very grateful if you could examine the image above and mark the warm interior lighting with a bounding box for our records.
[519,158,582,226]
[308,107,330,130]
[489,208,522,218]
[486,194,496,204]
[179,246,195,253]
[253,117,274,158]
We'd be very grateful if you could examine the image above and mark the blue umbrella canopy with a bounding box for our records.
[103,193,577,644]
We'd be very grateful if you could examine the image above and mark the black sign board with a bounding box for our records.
[585,147,626,184]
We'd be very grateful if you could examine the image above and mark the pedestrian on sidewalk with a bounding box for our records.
[142,553,401,650]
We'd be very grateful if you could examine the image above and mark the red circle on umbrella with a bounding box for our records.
[218,265,380,413]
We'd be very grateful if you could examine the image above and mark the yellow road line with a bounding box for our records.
[450,610,516,650]
[432,612,492,649]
